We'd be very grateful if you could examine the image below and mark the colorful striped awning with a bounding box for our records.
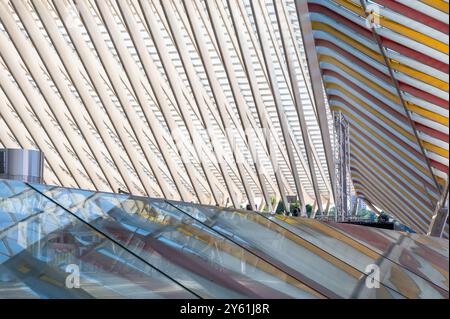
[305,0,448,236]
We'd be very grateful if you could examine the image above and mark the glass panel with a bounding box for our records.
[274,217,448,298]
[0,179,195,299]
[406,232,449,257]
[165,201,404,299]
[33,184,321,299]
[317,221,449,294]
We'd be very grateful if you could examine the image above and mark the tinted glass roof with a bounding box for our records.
[0,178,448,298]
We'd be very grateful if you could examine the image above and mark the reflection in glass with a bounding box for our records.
[2,179,446,299]
[0,180,195,299]
[33,184,319,299]
[166,201,408,299]
[314,220,449,297]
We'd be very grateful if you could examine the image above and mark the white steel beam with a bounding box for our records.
[275,0,323,214]
[95,0,193,202]
[295,0,337,203]
[157,0,244,208]
[250,0,307,214]
[32,0,144,195]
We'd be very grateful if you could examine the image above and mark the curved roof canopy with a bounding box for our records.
[0,178,448,298]
[0,0,334,213]
[304,0,448,236]
[0,0,448,236]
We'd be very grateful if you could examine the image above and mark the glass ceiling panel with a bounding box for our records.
[3,180,447,299]
[0,179,196,299]
[314,221,449,295]
[32,183,319,299]
[166,200,405,299]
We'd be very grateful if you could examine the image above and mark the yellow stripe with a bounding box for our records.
[390,265,421,298]
[328,82,447,158]
[351,163,428,231]
[319,54,448,128]
[329,104,432,179]
[311,21,449,91]
[390,60,448,92]
[405,101,449,126]
[420,0,449,13]
[436,175,446,185]
[332,0,449,53]
[320,54,399,101]
[351,170,422,232]
[422,141,449,158]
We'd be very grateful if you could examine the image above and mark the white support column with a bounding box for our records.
[118,0,218,204]
[0,25,87,189]
[200,0,272,209]
[0,87,64,186]
[140,0,233,205]
[250,0,307,215]
[53,0,164,196]
[95,0,193,202]
[2,0,108,190]
[167,0,279,201]
[73,0,173,197]
[276,0,333,200]
[11,0,123,192]
[227,0,292,212]
[254,0,320,199]
[295,0,336,203]
[235,0,308,198]
[274,0,323,215]
[32,0,144,195]
[157,0,245,208]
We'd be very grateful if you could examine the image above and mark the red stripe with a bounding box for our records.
[414,123,449,141]
[308,3,449,73]
[316,39,391,82]
[316,39,448,110]
[398,82,448,110]
[374,0,449,34]
[429,158,449,172]
[379,37,448,74]
[322,69,448,145]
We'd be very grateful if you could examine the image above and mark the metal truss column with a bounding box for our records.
[333,111,350,222]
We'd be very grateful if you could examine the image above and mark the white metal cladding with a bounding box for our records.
[0,0,334,211]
